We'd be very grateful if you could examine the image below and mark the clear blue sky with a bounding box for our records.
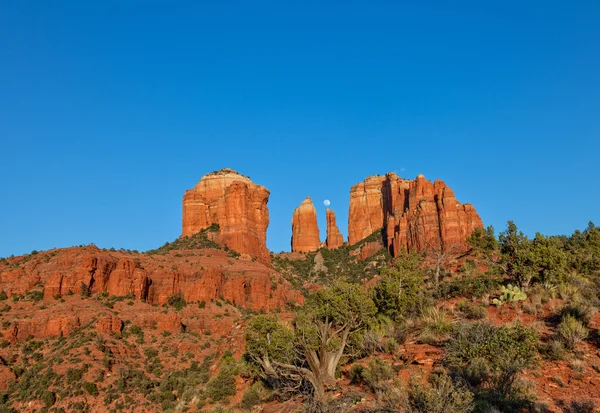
[1,1,599,257]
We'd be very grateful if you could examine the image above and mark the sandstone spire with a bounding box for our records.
[326,209,344,249]
[291,197,320,252]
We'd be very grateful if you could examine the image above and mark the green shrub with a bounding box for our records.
[457,301,487,320]
[0,291,7,301]
[240,384,261,411]
[167,294,187,311]
[205,358,238,402]
[445,322,538,410]
[66,368,83,384]
[361,359,395,394]
[83,382,99,396]
[541,339,568,361]
[419,307,455,343]
[348,364,364,385]
[434,273,502,300]
[373,255,427,320]
[559,399,598,413]
[405,371,474,413]
[559,302,596,327]
[557,315,588,350]
[40,390,56,407]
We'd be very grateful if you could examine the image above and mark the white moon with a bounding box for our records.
[323,200,331,206]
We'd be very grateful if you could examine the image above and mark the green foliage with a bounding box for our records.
[567,222,600,276]
[373,253,427,320]
[205,356,238,403]
[0,291,7,301]
[167,294,187,311]
[361,359,395,394]
[457,301,487,320]
[445,322,539,410]
[419,307,456,344]
[348,364,364,385]
[40,390,56,407]
[146,224,222,254]
[83,382,99,396]
[405,371,474,413]
[499,221,538,288]
[492,284,527,307]
[557,315,588,350]
[244,315,295,369]
[467,226,499,258]
[240,384,262,411]
[499,221,570,288]
[296,281,377,352]
[435,273,502,300]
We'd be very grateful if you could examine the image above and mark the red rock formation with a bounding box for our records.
[348,175,388,245]
[182,169,270,264]
[96,315,124,335]
[349,173,483,255]
[326,209,344,249]
[291,197,321,253]
[0,246,303,315]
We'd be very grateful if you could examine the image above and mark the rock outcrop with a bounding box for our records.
[0,246,303,314]
[348,173,483,255]
[182,169,270,264]
[291,197,321,253]
[326,209,344,249]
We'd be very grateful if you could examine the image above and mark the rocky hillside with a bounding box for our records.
[2,169,599,412]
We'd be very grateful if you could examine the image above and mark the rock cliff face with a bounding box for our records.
[0,246,303,316]
[182,169,270,264]
[326,209,344,249]
[349,173,483,255]
[291,197,321,252]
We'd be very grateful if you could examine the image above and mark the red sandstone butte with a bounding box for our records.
[181,169,270,264]
[291,197,321,253]
[348,173,482,255]
[0,246,303,317]
[325,209,344,249]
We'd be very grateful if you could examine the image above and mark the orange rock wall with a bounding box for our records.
[182,169,270,264]
[349,173,483,255]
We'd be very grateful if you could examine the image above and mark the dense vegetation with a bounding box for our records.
[243,221,600,412]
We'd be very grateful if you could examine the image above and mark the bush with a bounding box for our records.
[541,339,568,361]
[434,273,502,300]
[40,390,56,407]
[557,315,588,350]
[445,322,538,410]
[83,382,99,396]
[457,301,487,320]
[240,384,261,411]
[405,371,474,413]
[419,307,455,343]
[558,399,598,413]
[373,255,427,320]
[348,364,364,385]
[361,359,395,394]
[206,358,238,402]
[167,294,187,311]
[559,302,596,327]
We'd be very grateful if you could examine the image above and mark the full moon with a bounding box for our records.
[323,200,331,206]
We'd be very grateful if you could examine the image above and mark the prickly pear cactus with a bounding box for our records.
[492,284,527,307]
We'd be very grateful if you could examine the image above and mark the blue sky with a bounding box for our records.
[1,1,599,257]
